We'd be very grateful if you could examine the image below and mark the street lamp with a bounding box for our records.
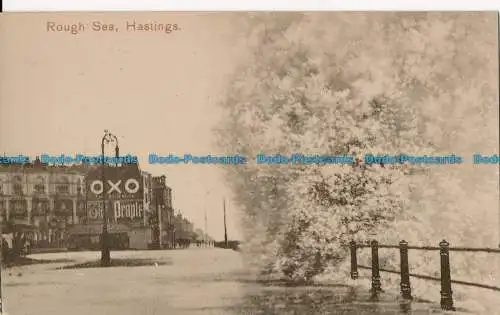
[101,130,119,267]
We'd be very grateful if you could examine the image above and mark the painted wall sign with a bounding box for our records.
[87,200,144,222]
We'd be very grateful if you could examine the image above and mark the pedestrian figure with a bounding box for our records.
[2,237,10,263]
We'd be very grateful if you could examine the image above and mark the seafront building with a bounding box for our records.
[0,159,86,248]
[0,158,177,250]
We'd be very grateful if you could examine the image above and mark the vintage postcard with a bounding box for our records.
[0,12,498,315]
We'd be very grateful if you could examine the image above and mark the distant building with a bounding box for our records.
[173,213,194,244]
[151,175,174,249]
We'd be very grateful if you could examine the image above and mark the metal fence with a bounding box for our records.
[349,239,500,311]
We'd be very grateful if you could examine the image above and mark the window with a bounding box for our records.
[56,176,70,194]
[12,176,23,195]
[54,199,71,216]
[34,200,49,216]
[0,201,6,221]
[34,176,45,194]
[76,179,83,195]
[12,199,27,215]
[77,200,83,210]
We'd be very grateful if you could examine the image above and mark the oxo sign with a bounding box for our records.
[86,165,143,200]
[89,179,140,195]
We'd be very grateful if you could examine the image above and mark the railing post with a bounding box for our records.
[399,240,412,300]
[370,240,382,293]
[350,240,358,279]
[439,240,455,311]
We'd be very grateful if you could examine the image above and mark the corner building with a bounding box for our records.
[0,161,87,249]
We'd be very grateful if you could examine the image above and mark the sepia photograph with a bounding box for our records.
[0,11,499,315]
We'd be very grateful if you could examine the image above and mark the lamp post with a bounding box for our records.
[101,130,119,267]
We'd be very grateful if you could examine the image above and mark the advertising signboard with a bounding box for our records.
[85,164,145,224]
[87,199,144,222]
[86,164,143,200]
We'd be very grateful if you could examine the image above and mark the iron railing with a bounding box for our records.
[349,239,500,311]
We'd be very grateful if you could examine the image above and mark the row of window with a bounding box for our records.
[0,183,81,195]
[0,177,84,195]
[0,199,85,215]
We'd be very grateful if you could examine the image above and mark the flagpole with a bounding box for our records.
[204,191,209,248]
[204,208,207,247]
[223,198,228,249]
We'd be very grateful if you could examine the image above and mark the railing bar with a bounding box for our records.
[450,280,500,291]
[358,265,440,281]
[354,245,440,250]
[358,265,500,291]
[407,246,440,250]
[351,245,500,253]
[448,247,500,253]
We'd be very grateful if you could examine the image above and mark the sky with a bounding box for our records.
[0,12,250,240]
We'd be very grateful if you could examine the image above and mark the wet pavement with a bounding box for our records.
[2,249,449,315]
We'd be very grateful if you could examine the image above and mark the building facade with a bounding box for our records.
[0,161,86,248]
[1,160,188,251]
[150,175,175,249]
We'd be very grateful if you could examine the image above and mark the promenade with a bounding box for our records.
[0,248,452,315]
